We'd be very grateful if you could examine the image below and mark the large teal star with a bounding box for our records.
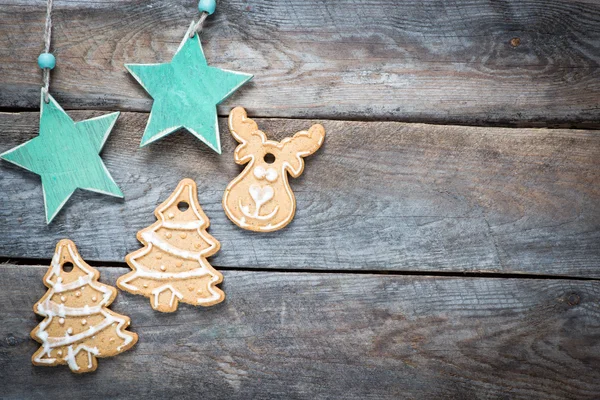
[126,27,253,152]
[1,91,123,223]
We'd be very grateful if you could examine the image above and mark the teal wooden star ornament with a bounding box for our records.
[125,24,253,153]
[1,91,123,223]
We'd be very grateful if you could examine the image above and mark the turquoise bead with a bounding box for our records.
[38,53,56,69]
[198,0,216,15]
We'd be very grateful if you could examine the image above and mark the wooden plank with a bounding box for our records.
[1,111,599,276]
[1,264,599,399]
[1,0,599,127]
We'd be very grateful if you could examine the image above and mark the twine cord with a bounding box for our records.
[42,0,53,103]
[189,11,209,38]
[42,1,210,102]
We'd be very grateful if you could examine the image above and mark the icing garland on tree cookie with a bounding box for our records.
[31,239,137,373]
[118,179,224,312]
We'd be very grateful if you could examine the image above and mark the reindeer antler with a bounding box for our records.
[228,107,267,164]
[283,124,326,156]
[280,123,326,177]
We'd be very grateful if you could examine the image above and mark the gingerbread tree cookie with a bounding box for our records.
[31,239,137,373]
[117,179,224,312]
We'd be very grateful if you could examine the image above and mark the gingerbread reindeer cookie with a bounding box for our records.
[31,239,137,373]
[223,107,325,232]
[118,179,224,312]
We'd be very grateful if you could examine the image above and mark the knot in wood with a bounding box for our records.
[567,293,581,306]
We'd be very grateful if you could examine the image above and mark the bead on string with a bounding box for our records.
[39,0,54,103]
[190,0,217,38]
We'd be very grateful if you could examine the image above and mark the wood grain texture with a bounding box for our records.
[1,0,599,127]
[1,264,599,399]
[1,112,599,277]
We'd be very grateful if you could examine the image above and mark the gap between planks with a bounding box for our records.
[1,107,599,130]
[2,258,599,282]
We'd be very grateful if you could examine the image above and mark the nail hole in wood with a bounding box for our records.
[567,293,580,306]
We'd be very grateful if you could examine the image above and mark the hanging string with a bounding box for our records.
[189,11,209,38]
[42,0,53,103]
[189,0,218,38]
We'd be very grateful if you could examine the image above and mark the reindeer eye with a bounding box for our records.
[263,153,276,164]
[254,166,266,179]
[265,168,278,182]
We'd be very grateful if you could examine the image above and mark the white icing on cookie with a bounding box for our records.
[248,184,274,217]
[265,167,278,182]
[239,198,279,221]
[223,107,325,232]
[141,231,216,259]
[253,166,278,182]
[126,261,214,280]
[161,220,204,230]
[151,284,184,308]
[118,180,224,312]
[37,301,103,317]
[53,275,92,293]
[32,242,135,370]
[66,345,99,371]
[253,165,266,179]
[120,244,223,306]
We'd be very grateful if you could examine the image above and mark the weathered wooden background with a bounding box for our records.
[1,0,599,399]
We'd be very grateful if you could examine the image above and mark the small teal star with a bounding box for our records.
[126,26,253,152]
[1,91,123,223]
